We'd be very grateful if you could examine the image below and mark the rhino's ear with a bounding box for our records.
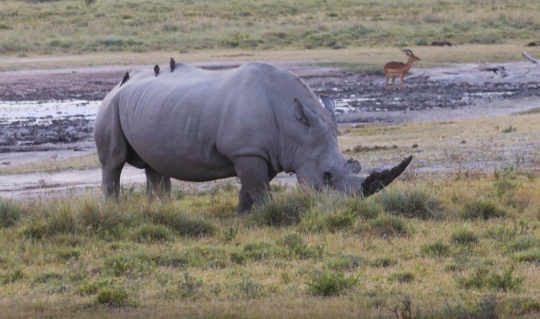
[294,98,324,128]
[320,95,337,123]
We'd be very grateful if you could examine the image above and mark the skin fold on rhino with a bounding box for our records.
[94,61,412,213]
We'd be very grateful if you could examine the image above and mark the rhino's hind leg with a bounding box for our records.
[145,166,171,198]
[102,164,124,198]
[233,157,271,214]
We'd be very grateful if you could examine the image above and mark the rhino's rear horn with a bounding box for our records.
[361,155,413,197]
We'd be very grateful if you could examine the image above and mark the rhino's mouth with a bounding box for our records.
[323,171,333,187]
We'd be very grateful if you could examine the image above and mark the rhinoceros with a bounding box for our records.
[94,62,412,213]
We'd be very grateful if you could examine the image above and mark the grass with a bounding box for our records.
[1,0,539,58]
[1,105,540,317]
[0,170,538,318]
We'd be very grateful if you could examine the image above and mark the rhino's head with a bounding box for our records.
[291,95,412,197]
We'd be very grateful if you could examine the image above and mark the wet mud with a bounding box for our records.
[1,62,539,153]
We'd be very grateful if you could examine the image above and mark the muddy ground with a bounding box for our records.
[1,60,539,198]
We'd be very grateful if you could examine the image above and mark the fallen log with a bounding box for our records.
[523,52,540,66]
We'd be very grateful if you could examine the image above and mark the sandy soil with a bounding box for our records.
[1,60,539,199]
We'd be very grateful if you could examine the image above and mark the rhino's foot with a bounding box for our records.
[361,155,413,197]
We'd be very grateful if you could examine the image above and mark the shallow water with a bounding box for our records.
[0,100,101,125]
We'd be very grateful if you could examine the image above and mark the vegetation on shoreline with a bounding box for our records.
[0,164,539,318]
[1,109,540,318]
[1,0,539,56]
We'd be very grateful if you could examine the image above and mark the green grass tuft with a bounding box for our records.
[305,271,357,297]
[375,186,442,219]
[460,198,506,220]
[421,239,452,257]
[451,229,479,246]
[96,288,130,307]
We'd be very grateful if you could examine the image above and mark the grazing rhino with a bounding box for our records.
[94,62,412,213]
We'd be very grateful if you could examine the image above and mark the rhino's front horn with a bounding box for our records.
[361,155,413,197]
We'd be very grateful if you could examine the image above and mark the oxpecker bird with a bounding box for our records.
[154,65,160,77]
[170,58,176,72]
[120,72,129,86]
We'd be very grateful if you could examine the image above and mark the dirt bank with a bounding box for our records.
[1,60,539,199]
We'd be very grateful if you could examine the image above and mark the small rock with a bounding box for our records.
[412,144,418,148]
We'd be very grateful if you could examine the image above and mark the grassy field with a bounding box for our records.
[1,111,540,318]
[0,0,539,57]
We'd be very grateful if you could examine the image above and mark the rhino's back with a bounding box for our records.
[114,62,288,181]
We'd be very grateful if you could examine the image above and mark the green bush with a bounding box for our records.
[458,266,523,291]
[460,199,506,220]
[131,224,173,243]
[255,188,317,226]
[178,272,204,299]
[370,257,398,268]
[421,240,452,257]
[306,271,357,296]
[512,249,540,263]
[277,234,323,260]
[343,197,383,220]
[451,229,479,246]
[144,205,216,237]
[388,271,415,284]
[326,253,364,270]
[242,241,281,261]
[375,186,442,219]
[46,206,80,236]
[78,199,122,232]
[96,288,130,307]
[507,236,539,252]
[0,199,24,228]
[1,268,24,284]
[366,215,408,237]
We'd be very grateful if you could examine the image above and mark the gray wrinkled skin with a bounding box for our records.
[94,62,408,213]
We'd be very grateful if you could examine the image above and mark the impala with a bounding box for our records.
[384,47,421,91]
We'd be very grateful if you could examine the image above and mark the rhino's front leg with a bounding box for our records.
[233,156,271,214]
[145,166,171,198]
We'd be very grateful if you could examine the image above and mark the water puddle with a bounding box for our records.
[0,100,101,125]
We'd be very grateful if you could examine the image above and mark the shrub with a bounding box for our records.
[366,215,408,237]
[56,248,81,261]
[277,234,323,260]
[255,189,316,226]
[502,125,516,133]
[78,199,122,232]
[0,199,24,228]
[19,221,48,239]
[96,288,130,307]
[460,198,506,220]
[238,275,264,299]
[144,205,216,237]
[131,224,173,243]
[375,186,442,219]
[451,229,479,246]
[34,272,62,283]
[178,272,204,299]
[421,239,452,257]
[242,241,281,261]
[458,266,523,291]
[326,253,364,270]
[306,271,357,296]
[388,271,415,284]
[342,197,383,220]
[507,236,539,252]
[370,257,398,268]
[512,249,540,263]
[46,206,80,236]
[1,268,24,284]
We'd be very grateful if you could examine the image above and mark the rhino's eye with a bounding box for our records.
[323,172,332,186]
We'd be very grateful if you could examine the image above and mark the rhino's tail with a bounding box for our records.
[361,155,413,197]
